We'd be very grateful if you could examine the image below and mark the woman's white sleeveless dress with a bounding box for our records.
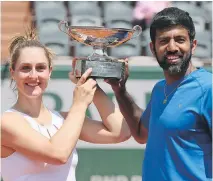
[1,109,78,181]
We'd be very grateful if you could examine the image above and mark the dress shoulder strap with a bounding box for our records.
[48,110,64,129]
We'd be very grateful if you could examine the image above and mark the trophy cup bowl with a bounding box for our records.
[58,20,142,79]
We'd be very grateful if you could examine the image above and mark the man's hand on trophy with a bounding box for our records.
[104,58,129,93]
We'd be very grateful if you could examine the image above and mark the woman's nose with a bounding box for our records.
[29,69,38,78]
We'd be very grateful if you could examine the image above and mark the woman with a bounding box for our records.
[1,29,131,181]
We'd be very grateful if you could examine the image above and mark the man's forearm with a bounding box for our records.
[114,89,143,140]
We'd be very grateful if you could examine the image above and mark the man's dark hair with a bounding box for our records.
[150,7,196,44]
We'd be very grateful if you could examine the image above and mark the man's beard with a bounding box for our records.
[154,49,192,76]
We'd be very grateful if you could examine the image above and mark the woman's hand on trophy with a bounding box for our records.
[69,57,78,84]
[69,57,86,84]
[69,70,78,84]
[104,58,129,93]
[72,68,97,107]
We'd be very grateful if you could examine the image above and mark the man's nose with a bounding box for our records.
[167,39,178,53]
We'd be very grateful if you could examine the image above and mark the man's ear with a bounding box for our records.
[191,39,197,55]
[149,42,155,56]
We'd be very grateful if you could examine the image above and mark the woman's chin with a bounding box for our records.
[26,91,43,98]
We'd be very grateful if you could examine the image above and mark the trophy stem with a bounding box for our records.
[88,45,110,61]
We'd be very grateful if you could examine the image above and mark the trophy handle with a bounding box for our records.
[131,25,142,39]
[58,20,70,36]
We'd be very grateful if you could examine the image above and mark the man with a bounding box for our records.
[106,7,212,181]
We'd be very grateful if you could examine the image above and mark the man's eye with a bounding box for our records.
[160,39,167,44]
[177,39,185,43]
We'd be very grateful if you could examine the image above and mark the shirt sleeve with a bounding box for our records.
[201,85,212,133]
[140,100,151,129]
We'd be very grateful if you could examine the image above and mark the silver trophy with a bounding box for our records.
[58,20,142,79]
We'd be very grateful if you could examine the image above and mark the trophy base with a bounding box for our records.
[74,59,125,79]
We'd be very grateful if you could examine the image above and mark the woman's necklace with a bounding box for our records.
[163,81,182,104]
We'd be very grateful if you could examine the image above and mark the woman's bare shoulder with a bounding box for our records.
[1,111,25,122]
[1,111,29,135]
[2,111,22,121]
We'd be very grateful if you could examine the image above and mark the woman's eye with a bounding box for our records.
[21,66,30,70]
[37,66,46,70]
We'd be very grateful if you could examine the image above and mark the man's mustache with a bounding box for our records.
[164,52,183,57]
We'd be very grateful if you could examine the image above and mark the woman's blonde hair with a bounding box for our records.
[9,27,54,71]
[9,27,55,90]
